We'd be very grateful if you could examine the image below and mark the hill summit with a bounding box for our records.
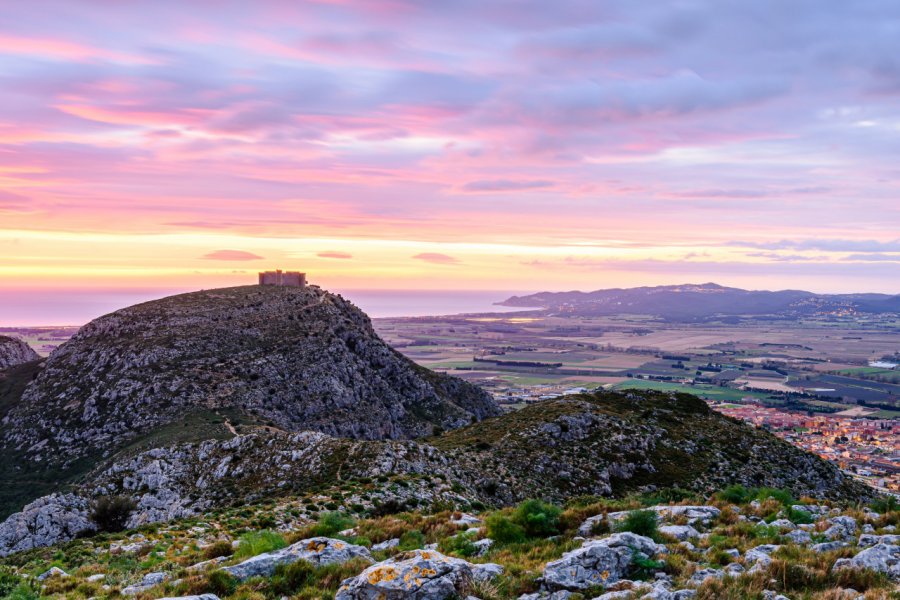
[0,285,499,472]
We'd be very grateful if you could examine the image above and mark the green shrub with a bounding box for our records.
[631,551,665,580]
[512,499,562,538]
[756,488,793,506]
[204,570,237,597]
[715,485,756,505]
[270,560,315,595]
[439,532,478,557]
[485,514,526,544]
[0,567,21,597]
[312,511,355,536]
[784,506,814,525]
[615,510,658,539]
[234,530,287,559]
[398,530,426,551]
[89,496,137,533]
[870,495,899,514]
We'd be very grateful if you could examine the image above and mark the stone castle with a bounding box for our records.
[258,269,306,287]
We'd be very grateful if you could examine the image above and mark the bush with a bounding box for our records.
[89,496,137,533]
[485,514,526,544]
[439,532,478,557]
[715,485,756,505]
[615,510,658,539]
[371,499,407,518]
[203,540,234,560]
[0,567,21,598]
[784,506,814,525]
[270,560,315,596]
[631,551,665,580]
[234,530,287,559]
[312,511,355,536]
[398,529,426,551]
[204,570,237,597]
[870,495,899,514]
[512,499,562,538]
[756,488,793,507]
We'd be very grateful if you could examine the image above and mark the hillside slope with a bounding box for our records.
[0,336,39,369]
[0,390,869,555]
[0,285,498,516]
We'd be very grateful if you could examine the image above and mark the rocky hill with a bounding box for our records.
[0,390,870,556]
[0,286,497,466]
[499,283,900,321]
[0,336,39,370]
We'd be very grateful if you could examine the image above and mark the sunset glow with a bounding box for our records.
[2,1,900,321]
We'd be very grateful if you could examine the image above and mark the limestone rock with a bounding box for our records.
[335,549,502,600]
[658,525,700,541]
[832,543,899,581]
[542,532,660,591]
[0,494,93,557]
[223,537,373,580]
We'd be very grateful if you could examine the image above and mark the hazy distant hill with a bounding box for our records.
[498,283,900,321]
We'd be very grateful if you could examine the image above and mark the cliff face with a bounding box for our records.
[0,336,39,370]
[0,285,499,471]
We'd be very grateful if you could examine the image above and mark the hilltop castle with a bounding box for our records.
[258,269,306,287]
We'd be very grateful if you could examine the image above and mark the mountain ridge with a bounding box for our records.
[498,283,900,321]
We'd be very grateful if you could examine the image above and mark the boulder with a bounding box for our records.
[37,566,68,581]
[222,537,372,581]
[686,568,722,587]
[0,494,93,557]
[335,549,502,599]
[811,541,847,553]
[158,596,221,600]
[451,513,481,526]
[658,525,700,541]
[858,534,900,548]
[768,519,795,530]
[122,571,169,595]
[824,516,858,541]
[745,544,780,573]
[786,529,812,544]
[373,538,400,551]
[542,532,660,590]
[832,543,899,581]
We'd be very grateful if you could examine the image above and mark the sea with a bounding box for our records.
[0,289,529,327]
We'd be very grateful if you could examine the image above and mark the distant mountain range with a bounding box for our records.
[497,283,900,322]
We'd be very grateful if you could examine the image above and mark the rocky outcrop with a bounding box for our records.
[222,537,372,580]
[833,543,900,581]
[1,285,498,469]
[541,532,660,591]
[335,549,502,599]
[0,493,93,557]
[578,505,721,537]
[0,336,39,369]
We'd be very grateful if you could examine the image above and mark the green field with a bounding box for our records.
[613,380,773,402]
[834,367,896,376]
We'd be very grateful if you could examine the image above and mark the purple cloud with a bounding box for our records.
[462,179,555,192]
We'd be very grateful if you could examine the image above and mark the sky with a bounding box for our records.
[2,0,900,324]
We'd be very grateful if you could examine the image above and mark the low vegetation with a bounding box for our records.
[1,484,896,599]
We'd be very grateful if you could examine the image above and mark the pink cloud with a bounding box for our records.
[318,251,353,259]
[412,252,459,265]
[201,249,264,261]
